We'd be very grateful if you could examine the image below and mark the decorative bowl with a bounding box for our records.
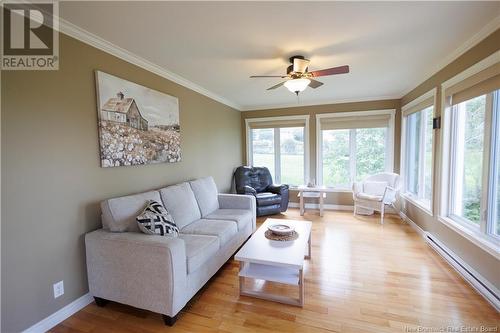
[268,223,295,235]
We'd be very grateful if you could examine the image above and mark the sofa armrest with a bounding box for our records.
[218,193,256,231]
[267,183,289,194]
[236,185,257,196]
[266,184,289,212]
[85,229,187,317]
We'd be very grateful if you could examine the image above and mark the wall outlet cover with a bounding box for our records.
[53,281,64,298]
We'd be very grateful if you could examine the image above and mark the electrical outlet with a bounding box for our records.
[53,280,64,298]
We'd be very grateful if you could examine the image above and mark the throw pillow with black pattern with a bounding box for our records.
[136,200,179,237]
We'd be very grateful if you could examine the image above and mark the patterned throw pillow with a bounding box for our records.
[136,200,179,237]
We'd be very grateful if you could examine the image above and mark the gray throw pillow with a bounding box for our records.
[136,200,179,237]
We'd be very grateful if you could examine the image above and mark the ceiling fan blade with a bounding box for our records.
[310,65,349,77]
[250,75,288,78]
[293,58,310,73]
[267,81,286,90]
[308,79,324,89]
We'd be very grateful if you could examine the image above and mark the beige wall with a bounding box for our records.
[400,28,500,288]
[241,99,401,205]
[1,33,242,332]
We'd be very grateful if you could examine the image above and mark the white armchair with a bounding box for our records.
[352,172,401,224]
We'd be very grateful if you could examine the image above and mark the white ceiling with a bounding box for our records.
[60,2,500,111]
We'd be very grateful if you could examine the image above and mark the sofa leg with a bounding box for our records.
[94,297,109,307]
[162,314,178,326]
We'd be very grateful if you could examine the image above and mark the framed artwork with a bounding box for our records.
[95,71,181,167]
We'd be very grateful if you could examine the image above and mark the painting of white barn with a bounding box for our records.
[95,71,181,167]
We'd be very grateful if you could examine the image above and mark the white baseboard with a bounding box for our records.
[288,202,354,211]
[399,211,426,238]
[399,212,499,312]
[424,233,500,312]
[288,202,400,215]
[23,293,93,333]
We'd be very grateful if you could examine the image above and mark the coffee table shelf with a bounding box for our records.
[239,262,300,285]
[235,218,312,307]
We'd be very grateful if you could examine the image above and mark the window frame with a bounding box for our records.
[316,109,396,190]
[487,91,500,239]
[400,88,437,216]
[245,115,310,187]
[439,51,500,258]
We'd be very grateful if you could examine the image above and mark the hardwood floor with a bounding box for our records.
[51,209,499,333]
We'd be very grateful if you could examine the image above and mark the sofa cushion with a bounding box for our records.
[160,183,201,229]
[255,192,281,206]
[189,177,219,217]
[179,234,219,274]
[180,219,237,247]
[136,200,179,237]
[205,209,252,231]
[101,190,162,232]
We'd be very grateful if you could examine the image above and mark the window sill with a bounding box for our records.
[400,193,433,217]
[437,216,500,259]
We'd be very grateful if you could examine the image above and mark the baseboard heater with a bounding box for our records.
[424,232,500,312]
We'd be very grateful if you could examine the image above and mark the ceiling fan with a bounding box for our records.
[250,55,349,95]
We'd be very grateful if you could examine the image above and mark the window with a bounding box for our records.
[401,92,435,211]
[450,95,486,225]
[322,129,350,187]
[251,128,275,179]
[279,127,305,185]
[441,53,500,252]
[317,110,395,189]
[489,103,500,237]
[247,116,309,186]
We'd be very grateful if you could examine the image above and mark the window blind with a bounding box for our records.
[320,114,391,130]
[403,97,434,116]
[447,63,500,105]
[248,118,306,129]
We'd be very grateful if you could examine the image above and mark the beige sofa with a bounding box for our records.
[85,177,256,325]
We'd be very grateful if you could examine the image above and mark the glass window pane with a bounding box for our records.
[404,106,433,208]
[405,112,421,195]
[280,127,304,186]
[355,127,387,181]
[496,159,500,236]
[452,95,486,225]
[495,146,500,236]
[322,129,350,187]
[251,128,275,179]
[423,106,434,204]
[490,91,500,237]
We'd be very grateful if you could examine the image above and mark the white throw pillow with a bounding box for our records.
[363,181,388,196]
[136,200,179,237]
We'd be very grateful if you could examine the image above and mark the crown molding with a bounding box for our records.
[56,17,242,111]
[400,14,500,98]
[240,95,401,112]
[33,7,500,112]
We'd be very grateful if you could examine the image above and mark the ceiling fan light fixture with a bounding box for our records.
[284,78,311,94]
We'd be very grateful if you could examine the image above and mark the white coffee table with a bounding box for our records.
[235,218,312,307]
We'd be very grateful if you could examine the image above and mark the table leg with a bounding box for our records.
[299,192,304,216]
[305,233,311,259]
[319,192,324,217]
[239,262,244,296]
[299,268,304,307]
